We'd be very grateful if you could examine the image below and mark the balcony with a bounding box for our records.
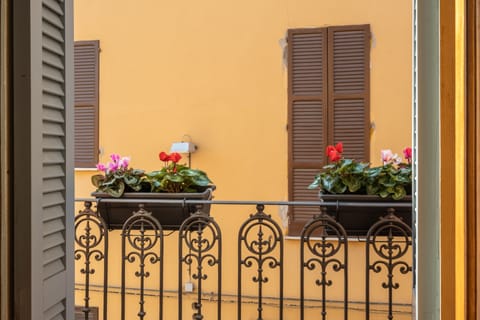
[74,198,413,320]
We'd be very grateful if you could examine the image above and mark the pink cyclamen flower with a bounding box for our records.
[108,161,119,172]
[110,153,121,163]
[403,147,412,163]
[118,156,130,169]
[381,149,393,164]
[96,163,106,172]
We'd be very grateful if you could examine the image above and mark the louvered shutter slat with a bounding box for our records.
[75,306,99,320]
[288,29,328,234]
[291,31,325,96]
[289,29,327,166]
[329,25,370,162]
[292,101,325,162]
[13,1,74,317]
[74,41,99,167]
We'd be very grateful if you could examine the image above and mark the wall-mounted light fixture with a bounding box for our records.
[170,142,197,153]
[170,135,197,167]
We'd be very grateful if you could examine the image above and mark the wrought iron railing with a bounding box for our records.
[74,199,413,320]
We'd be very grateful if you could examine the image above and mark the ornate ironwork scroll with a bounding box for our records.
[300,207,349,320]
[74,201,109,320]
[179,205,222,320]
[365,208,412,320]
[238,204,284,320]
[121,204,164,320]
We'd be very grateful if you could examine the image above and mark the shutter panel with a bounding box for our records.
[328,25,370,162]
[288,29,328,235]
[42,0,74,318]
[74,41,99,168]
[13,0,74,318]
[75,306,98,320]
[287,25,370,236]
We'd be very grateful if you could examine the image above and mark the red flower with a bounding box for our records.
[403,147,412,163]
[326,145,336,158]
[335,142,343,153]
[328,149,341,162]
[169,152,182,163]
[325,143,343,162]
[159,152,170,162]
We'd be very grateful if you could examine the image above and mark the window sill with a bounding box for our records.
[75,168,98,172]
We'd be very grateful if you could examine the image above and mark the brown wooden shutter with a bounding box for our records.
[287,25,370,236]
[328,25,370,161]
[75,306,99,320]
[288,28,328,235]
[74,40,99,168]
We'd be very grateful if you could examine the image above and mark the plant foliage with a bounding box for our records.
[308,143,412,200]
[92,152,213,197]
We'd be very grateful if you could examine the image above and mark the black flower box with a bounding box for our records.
[92,188,214,230]
[319,194,412,237]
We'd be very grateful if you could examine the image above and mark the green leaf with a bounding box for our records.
[366,184,379,195]
[392,185,407,200]
[165,174,183,183]
[366,167,382,177]
[378,176,395,187]
[131,169,145,175]
[352,162,368,173]
[308,176,321,189]
[124,175,138,185]
[91,174,105,188]
[399,167,412,175]
[113,172,125,179]
[146,170,166,178]
[105,181,125,198]
[378,190,390,198]
[322,176,338,193]
[129,184,143,191]
[332,184,347,194]
[344,177,362,192]
[101,177,117,187]
[322,164,337,170]
[394,175,411,183]
[179,169,199,177]
[191,176,210,186]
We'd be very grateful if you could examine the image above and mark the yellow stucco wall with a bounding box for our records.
[74,0,413,318]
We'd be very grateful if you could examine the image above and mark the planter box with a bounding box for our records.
[319,194,412,237]
[92,188,214,230]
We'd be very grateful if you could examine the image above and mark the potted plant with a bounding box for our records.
[91,152,215,230]
[308,143,413,236]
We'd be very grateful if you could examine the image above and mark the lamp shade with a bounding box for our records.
[170,142,197,153]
